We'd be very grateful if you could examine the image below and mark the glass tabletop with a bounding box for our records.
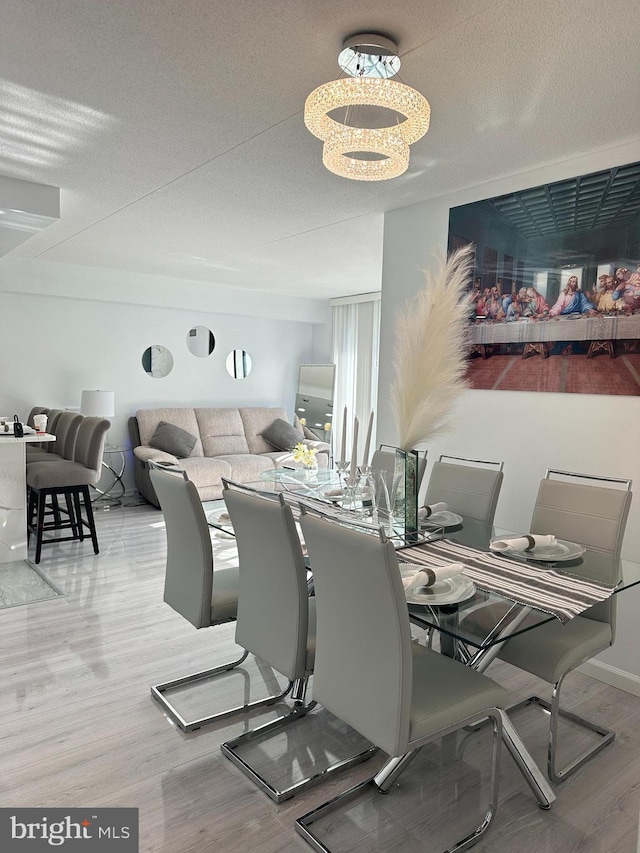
[402,517,637,650]
[258,467,343,498]
[202,499,234,535]
[259,467,341,485]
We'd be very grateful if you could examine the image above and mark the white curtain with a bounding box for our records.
[330,295,381,462]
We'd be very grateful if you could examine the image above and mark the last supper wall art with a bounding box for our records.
[448,160,640,395]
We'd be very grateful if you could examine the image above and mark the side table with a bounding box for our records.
[92,444,128,507]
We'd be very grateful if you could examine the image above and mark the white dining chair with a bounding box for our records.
[295,510,508,853]
[149,466,292,732]
[423,454,504,526]
[220,480,377,802]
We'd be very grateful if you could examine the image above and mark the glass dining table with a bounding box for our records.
[204,485,638,809]
[392,515,639,809]
[397,517,635,659]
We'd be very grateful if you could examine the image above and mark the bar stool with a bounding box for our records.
[27,417,110,563]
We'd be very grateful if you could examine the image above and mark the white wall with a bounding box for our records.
[377,138,640,685]
[0,257,330,492]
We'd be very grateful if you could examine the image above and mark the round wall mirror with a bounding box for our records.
[186,325,215,357]
[142,345,174,378]
[225,349,252,379]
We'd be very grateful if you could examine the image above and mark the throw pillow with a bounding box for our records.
[149,421,197,458]
[261,417,303,451]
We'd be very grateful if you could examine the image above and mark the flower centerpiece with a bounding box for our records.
[292,442,318,473]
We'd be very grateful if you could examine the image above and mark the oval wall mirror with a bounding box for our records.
[142,345,174,378]
[186,325,216,357]
[226,349,252,379]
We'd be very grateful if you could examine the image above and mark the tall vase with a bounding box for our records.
[392,447,419,542]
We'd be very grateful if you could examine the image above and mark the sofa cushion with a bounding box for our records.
[136,408,204,456]
[215,454,275,482]
[239,407,290,454]
[195,408,250,456]
[149,421,197,458]
[261,417,304,451]
[180,456,232,490]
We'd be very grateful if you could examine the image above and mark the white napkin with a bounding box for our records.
[418,502,448,520]
[401,562,464,590]
[490,533,557,553]
[323,488,343,498]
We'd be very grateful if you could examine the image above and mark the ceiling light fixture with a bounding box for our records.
[304,33,430,181]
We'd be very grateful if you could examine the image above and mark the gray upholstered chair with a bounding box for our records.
[461,469,632,783]
[26,416,110,563]
[149,466,291,732]
[409,455,504,642]
[27,412,82,463]
[27,412,83,541]
[220,481,376,802]
[423,454,504,525]
[295,511,508,852]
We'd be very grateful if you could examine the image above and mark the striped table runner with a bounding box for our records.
[398,538,616,623]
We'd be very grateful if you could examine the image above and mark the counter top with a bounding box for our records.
[0,432,55,443]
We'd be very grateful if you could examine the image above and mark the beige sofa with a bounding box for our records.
[128,406,330,507]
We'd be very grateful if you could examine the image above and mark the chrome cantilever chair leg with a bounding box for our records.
[151,649,295,732]
[505,672,615,785]
[221,674,378,804]
[295,710,503,853]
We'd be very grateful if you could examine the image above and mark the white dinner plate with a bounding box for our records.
[420,510,463,529]
[399,567,476,605]
[492,537,586,562]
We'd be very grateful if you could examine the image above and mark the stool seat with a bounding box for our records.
[28,460,98,489]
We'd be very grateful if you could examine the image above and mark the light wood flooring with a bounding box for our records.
[2,501,639,852]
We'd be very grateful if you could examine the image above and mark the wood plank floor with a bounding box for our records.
[2,501,639,852]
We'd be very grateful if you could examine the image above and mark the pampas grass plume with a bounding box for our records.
[390,244,474,450]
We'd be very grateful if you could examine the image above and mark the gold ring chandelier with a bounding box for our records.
[304,34,431,182]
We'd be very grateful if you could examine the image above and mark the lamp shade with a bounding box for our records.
[80,390,115,418]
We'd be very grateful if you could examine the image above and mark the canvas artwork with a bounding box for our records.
[448,160,640,395]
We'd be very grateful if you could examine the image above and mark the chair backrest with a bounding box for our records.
[370,449,396,477]
[530,471,632,632]
[299,512,413,757]
[438,454,504,472]
[531,471,631,557]
[72,417,110,479]
[43,409,64,452]
[150,467,214,629]
[223,485,310,681]
[51,412,83,460]
[424,459,504,525]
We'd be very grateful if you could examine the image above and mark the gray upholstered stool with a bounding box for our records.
[27,417,110,563]
[25,408,64,463]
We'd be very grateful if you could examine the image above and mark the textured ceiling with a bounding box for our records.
[2,0,640,298]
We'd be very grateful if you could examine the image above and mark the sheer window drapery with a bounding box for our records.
[330,294,380,462]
